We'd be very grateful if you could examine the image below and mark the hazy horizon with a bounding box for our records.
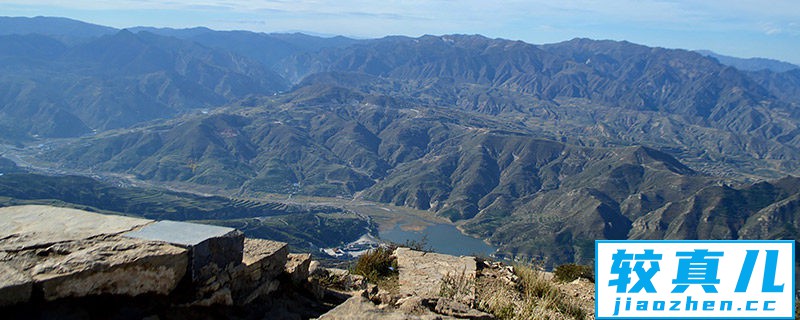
[2,1,799,65]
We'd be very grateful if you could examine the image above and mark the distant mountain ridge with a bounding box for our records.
[272,36,800,180]
[697,49,799,72]
[278,35,780,120]
[126,26,360,67]
[0,16,116,40]
[746,68,800,106]
[0,30,288,138]
[0,16,362,141]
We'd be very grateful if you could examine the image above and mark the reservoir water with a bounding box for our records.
[379,223,497,257]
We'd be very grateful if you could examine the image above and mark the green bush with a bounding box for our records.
[351,247,397,283]
[553,263,594,283]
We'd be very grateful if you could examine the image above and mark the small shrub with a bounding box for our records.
[350,247,397,283]
[403,234,430,252]
[553,263,594,283]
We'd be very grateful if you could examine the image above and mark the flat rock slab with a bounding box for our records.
[29,237,188,301]
[242,238,287,268]
[124,220,243,281]
[0,205,152,251]
[0,262,32,306]
[123,220,238,246]
[395,248,477,302]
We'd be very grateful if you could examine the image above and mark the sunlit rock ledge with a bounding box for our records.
[0,205,297,307]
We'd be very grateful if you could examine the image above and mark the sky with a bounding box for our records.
[2,0,800,65]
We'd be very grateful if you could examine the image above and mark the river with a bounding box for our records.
[379,223,497,257]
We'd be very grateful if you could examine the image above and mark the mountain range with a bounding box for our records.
[697,50,799,73]
[2,16,800,264]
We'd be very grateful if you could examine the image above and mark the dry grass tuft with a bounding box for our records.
[476,263,590,320]
[439,269,476,305]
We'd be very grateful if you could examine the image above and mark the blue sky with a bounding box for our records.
[3,0,799,64]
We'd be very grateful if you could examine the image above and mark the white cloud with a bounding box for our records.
[760,22,782,35]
